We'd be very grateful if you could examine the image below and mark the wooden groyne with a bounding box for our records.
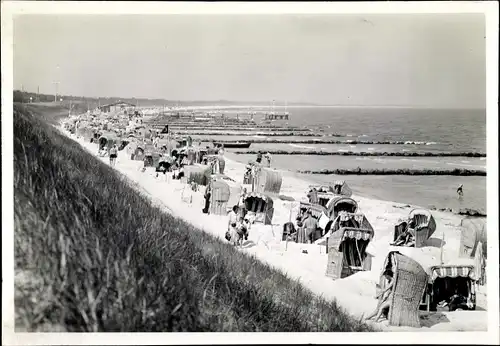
[298,168,486,176]
[232,150,487,157]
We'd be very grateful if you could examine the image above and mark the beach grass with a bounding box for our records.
[13,103,374,332]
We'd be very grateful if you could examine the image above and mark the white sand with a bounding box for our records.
[62,127,487,332]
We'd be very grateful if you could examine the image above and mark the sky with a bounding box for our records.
[13,14,486,107]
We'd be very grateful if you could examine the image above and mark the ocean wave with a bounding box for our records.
[289,143,316,149]
[446,162,484,168]
[298,168,486,176]
[233,150,487,157]
[404,141,428,145]
[195,138,458,146]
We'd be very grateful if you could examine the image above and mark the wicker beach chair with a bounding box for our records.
[426,264,478,311]
[242,192,275,225]
[252,166,283,194]
[325,196,358,219]
[393,208,437,248]
[377,251,428,327]
[325,222,374,280]
[459,217,487,259]
[332,180,353,197]
[184,164,212,186]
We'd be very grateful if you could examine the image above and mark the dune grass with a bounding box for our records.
[13,104,374,332]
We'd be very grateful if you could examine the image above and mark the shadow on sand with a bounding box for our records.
[425,237,446,248]
[242,240,257,249]
[419,312,450,328]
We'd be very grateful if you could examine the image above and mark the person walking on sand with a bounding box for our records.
[457,184,464,199]
[109,144,118,166]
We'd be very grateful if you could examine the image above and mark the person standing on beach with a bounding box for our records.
[202,183,211,214]
[238,187,248,218]
[307,188,319,204]
[264,152,272,168]
[218,144,225,156]
[256,151,263,164]
[109,144,118,166]
[227,205,241,246]
[457,184,464,199]
[302,209,318,244]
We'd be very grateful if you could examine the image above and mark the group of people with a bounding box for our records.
[226,205,252,247]
[288,208,319,244]
[155,151,188,179]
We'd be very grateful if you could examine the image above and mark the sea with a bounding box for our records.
[198,107,487,213]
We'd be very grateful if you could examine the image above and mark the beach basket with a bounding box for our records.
[325,196,358,219]
[243,192,275,225]
[209,179,231,215]
[253,167,282,194]
[325,225,374,280]
[378,251,428,327]
[393,208,437,248]
[184,164,212,186]
[426,264,478,311]
[459,217,487,259]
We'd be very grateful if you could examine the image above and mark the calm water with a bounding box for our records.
[283,107,486,152]
[195,140,485,154]
[220,107,487,212]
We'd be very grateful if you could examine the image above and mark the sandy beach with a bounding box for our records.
[62,127,487,332]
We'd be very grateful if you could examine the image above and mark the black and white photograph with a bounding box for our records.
[2,1,498,344]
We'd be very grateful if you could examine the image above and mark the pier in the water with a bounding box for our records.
[263,112,290,121]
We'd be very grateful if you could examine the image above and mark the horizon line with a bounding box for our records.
[13,89,486,110]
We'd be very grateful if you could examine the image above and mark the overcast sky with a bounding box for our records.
[13,14,485,107]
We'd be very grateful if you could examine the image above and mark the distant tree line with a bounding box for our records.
[13,90,312,107]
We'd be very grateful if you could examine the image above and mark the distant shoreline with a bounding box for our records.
[142,104,486,112]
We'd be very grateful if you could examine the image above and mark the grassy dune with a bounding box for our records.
[13,104,373,332]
